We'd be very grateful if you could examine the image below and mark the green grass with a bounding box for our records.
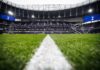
[51,34,100,70]
[0,34,46,70]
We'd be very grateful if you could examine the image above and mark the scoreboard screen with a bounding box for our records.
[0,13,15,21]
[83,14,100,23]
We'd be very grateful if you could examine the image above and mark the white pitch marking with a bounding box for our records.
[24,35,72,70]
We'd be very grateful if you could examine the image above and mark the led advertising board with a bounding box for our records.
[0,13,15,21]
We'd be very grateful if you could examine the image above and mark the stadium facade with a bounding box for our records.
[0,0,100,34]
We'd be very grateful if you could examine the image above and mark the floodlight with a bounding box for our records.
[8,11,14,15]
[32,15,35,18]
[88,8,93,13]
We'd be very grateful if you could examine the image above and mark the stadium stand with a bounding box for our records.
[0,0,100,34]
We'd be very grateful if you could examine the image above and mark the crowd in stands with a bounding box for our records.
[4,21,100,34]
[7,22,84,34]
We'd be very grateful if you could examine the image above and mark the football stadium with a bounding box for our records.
[0,0,100,70]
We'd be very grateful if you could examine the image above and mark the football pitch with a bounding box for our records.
[0,34,46,70]
[0,34,100,70]
[51,34,100,70]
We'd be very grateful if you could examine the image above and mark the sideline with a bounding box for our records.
[24,35,72,70]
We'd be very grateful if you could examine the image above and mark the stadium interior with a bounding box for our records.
[0,0,100,34]
[0,0,100,70]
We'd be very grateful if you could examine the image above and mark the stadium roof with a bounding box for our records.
[3,0,88,5]
[2,0,96,11]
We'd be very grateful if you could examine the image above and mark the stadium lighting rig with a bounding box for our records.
[8,11,14,16]
[88,8,93,13]
[58,15,61,18]
[32,15,35,18]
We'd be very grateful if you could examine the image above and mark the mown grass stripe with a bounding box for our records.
[0,34,46,70]
[51,34,100,70]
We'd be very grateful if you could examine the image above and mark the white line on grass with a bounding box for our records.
[24,35,72,70]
